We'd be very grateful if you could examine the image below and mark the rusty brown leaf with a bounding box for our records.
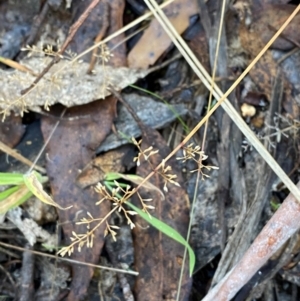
[239,9,299,118]
[251,4,300,51]
[128,0,198,69]
[133,130,192,300]
[76,145,135,189]
[40,97,116,301]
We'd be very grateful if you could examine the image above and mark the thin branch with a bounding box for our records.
[21,0,101,95]
[202,181,300,301]
[0,241,138,276]
[0,141,46,174]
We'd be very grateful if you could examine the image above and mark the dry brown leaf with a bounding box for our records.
[132,129,192,300]
[41,98,116,301]
[76,145,135,188]
[0,57,149,112]
[238,11,299,118]
[251,4,300,51]
[127,0,198,69]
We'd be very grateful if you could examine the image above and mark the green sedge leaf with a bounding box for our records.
[129,84,190,134]
[41,243,63,251]
[126,201,195,276]
[0,172,25,185]
[23,171,72,210]
[104,172,123,181]
[0,185,32,214]
[0,186,19,201]
[105,173,165,200]
[117,131,132,142]
[105,181,128,188]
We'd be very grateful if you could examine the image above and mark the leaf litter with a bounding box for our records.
[1,0,300,300]
[0,57,150,112]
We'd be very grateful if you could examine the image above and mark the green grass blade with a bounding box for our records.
[130,84,190,134]
[105,180,128,188]
[105,173,165,200]
[104,172,123,181]
[126,201,195,276]
[0,186,20,201]
[0,185,32,214]
[104,181,195,275]
[0,172,25,185]
[117,131,133,142]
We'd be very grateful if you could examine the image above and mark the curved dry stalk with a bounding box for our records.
[0,241,138,275]
[57,205,119,257]
[0,141,46,174]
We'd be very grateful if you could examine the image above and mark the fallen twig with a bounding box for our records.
[21,0,100,95]
[202,181,300,301]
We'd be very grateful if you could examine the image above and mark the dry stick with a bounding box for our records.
[21,0,100,95]
[27,108,66,174]
[19,244,34,301]
[142,1,300,202]
[0,141,46,174]
[277,47,300,64]
[202,181,300,301]
[0,263,16,286]
[87,2,109,73]
[0,56,36,75]
[0,241,138,276]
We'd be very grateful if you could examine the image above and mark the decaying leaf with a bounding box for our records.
[76,145,135,188]
[128,0,198,69]
[237,6,299,119]
[41,98,115,301]
[133,129,191,300]
[0,113,25,147]
[251,4,300,51]
[0,57,149,112]
[24,171,72,210]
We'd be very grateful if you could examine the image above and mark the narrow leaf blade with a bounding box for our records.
[0,186,19,201]
[126,201,195,276]
[0,172,25,185]
[0,185,32,214]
